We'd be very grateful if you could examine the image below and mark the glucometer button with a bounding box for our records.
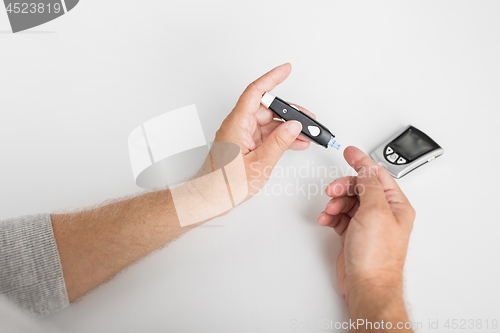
[307,126,321,137]
[387,153,398,163]
[385,147,393,155]
[397,157,406,164]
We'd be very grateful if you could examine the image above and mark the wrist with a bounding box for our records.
[168,173,235,227]
[348,271,403,305]
[347,274,411,332]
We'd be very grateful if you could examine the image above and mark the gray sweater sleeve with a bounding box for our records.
[0,214,69,318]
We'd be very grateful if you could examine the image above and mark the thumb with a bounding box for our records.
[356,166,389,210]
[252,120,302,168]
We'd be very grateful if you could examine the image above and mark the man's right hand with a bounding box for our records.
[318,146,416,331]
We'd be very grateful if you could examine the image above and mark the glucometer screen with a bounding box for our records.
[392,130,434,160]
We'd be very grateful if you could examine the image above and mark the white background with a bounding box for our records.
[1,1,499,332]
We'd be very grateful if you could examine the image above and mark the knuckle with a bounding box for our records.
[273,134,289,152]
[247,81,258,93]
[372,164,382,172]
[409,205,416,218]
[407,205,416,225]
[367,203,391,219]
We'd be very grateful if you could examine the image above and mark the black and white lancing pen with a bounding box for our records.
[261,92,340,149]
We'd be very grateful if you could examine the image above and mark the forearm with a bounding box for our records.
[348,279,412,333]
[51,189,203,302]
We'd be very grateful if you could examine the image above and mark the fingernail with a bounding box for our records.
[286,120,302,136]
[325,184,331,192]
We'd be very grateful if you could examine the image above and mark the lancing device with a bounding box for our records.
[261,92,340,149]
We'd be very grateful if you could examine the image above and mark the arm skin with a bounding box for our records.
[52,63,315,302]
[51,190,192,302]
[318,147,416,332]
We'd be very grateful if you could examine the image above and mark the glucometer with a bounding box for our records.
[371,125,443,179]
[261,92,340,149]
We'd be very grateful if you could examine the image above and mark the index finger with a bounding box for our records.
[235,63,292,112]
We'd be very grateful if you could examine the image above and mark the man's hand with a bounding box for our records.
[215,63,315,197]
[318,146,415,332]
[53,64,313,302]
